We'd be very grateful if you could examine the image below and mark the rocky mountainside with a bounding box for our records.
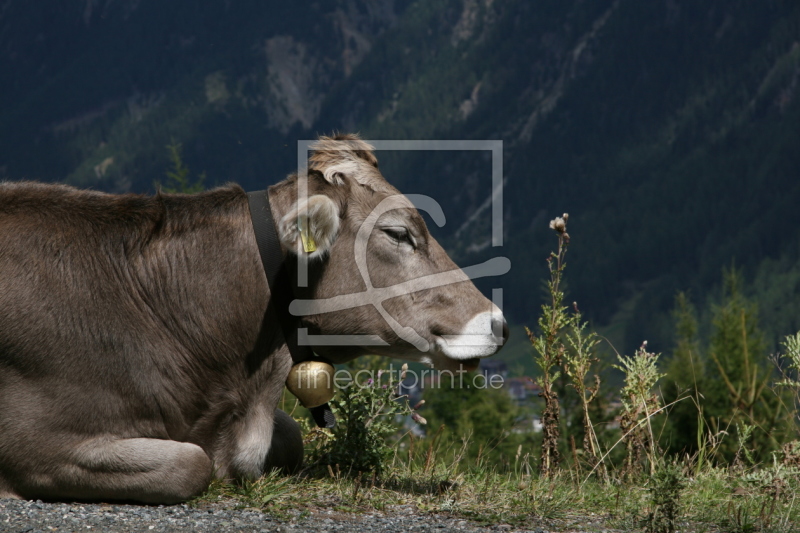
[0,0,405,188]
[2,0,800,355]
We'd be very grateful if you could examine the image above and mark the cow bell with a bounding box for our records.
[286,360,335,408]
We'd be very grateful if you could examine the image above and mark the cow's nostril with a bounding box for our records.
[492,315,510,345]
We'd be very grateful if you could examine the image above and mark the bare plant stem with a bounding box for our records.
[529,215,571,478]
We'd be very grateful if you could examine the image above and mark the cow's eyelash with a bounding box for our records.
[382,227,416,248]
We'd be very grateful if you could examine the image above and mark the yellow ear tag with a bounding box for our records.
[298,218,317,253]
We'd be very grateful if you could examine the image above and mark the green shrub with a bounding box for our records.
[309,360,420,476]
[647,460,685,533]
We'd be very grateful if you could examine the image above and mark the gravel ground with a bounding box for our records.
[0,498,561,533]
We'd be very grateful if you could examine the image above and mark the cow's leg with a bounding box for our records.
[18,438,212,504]
[263,409,303,474]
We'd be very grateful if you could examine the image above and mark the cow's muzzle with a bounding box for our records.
[432,310,509,361]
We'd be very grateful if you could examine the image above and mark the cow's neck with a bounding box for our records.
[248,188,335,428]
[247,189,312,364]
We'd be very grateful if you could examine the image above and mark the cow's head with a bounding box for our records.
[269,134,508,372]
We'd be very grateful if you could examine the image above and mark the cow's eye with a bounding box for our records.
[382,227,415,248]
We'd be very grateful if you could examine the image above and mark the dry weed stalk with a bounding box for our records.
[527,213,571,478]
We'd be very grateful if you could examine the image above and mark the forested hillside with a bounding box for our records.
[2,0,800,358]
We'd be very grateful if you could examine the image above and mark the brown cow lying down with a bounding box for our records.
[0,134,508,503]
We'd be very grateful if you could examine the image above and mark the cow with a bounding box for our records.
[0,134,508,504]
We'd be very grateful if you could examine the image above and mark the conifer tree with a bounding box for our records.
[705,268,780,462]
[662,292,705,456]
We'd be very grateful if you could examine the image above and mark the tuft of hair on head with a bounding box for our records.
[308,133,379,186]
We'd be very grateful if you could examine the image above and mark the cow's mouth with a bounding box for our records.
[427,333,491,372]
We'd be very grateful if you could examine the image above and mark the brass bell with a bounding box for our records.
[286,360,335,408]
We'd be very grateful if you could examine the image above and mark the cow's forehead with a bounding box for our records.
[345,186,425,232]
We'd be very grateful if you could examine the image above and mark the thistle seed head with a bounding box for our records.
[549,216,566,234]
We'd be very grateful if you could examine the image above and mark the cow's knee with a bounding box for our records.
[165,443,214,503]
[263,409,303,474]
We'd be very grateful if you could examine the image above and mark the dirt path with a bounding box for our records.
[0,498,556,532]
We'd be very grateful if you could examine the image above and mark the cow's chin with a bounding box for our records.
[427,355,482,373]
[400,350,484,373]
[420,331,502,372]
[310,339,495,373]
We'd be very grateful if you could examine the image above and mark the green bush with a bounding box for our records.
[309,360,420,476]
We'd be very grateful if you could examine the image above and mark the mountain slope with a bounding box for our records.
[314,0,800,351]
[2,0,800,354]
[0,0,407,189]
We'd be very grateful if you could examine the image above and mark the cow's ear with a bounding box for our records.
[278,195,340,259]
